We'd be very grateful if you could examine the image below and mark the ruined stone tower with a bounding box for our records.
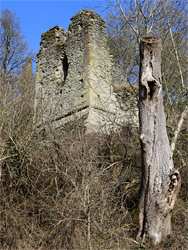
[34,10,133,133]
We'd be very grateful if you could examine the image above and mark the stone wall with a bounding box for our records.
[34,10,137,133]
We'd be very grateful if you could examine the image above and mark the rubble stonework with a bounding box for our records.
[34,9,137,133]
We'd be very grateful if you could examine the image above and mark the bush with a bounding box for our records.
[0,77,187,249]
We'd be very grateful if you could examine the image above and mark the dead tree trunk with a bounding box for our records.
[137,37,181,244]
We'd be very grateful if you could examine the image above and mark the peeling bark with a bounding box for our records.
[137,37,181,244]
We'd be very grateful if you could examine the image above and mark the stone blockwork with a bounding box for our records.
[34,10,137,133]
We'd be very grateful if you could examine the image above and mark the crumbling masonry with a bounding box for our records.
[34,10,137,133]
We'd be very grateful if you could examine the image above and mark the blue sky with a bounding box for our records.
[0,0,107,69]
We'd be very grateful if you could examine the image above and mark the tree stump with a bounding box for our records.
[138,37,181,244]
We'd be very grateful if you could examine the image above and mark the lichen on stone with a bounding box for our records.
[34,9,138,133]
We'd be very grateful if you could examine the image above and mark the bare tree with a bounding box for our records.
[0,9,28,80]
[99,1,187,243]
[138,37,181,244]
[104,0,187,173]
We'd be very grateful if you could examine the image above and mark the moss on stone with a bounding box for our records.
[41,26,62,40]
[68,23,72,31]
[35,9,137,133]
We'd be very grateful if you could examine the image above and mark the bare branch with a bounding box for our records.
[170,106,188,156]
